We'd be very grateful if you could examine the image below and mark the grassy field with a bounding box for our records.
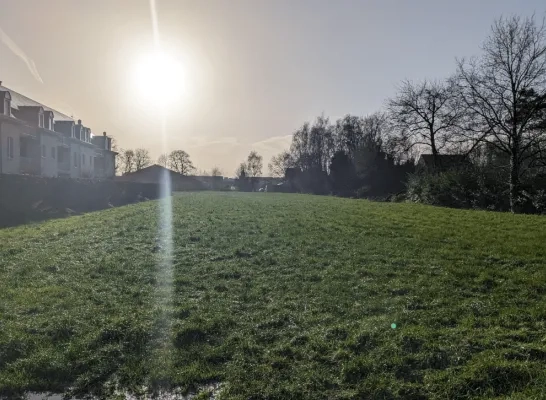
[1,192,546,399]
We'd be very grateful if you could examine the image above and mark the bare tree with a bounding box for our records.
[211,166,223,177]
[334,115,365,157]
[268,151,294,177]
[235,163,250,191]
[134,148,151,171]
[456,15,546,212]
[121,149,135,175]
[235,163,247,179]
[168,150,195,175]
[309,115,335,172]
[387,79,462,165]
[361,112,389,153]
[246,151,263,177]
[157,153,169,168]
[289,115,335,172]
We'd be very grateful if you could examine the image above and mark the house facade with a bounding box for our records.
[0,84,116,179]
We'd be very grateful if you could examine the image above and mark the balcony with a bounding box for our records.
[20,157,41,175]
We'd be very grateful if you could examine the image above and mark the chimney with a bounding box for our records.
[0,81,2,86]
[77,119,82,125]
[103,131,106,137]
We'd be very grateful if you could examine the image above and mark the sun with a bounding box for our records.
[132,50,186,111]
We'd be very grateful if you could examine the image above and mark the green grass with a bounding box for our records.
[1,192,546,399]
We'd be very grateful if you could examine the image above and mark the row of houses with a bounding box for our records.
[0,83,116,179]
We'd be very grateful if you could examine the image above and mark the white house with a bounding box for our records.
[0,83,117,179]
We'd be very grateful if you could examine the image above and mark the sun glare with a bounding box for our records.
[132,50,186,111]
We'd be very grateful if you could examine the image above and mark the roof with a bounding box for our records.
[117,165,207,190]
[120,164,181,177]
[418,154,469,167]
[0,84,73,122]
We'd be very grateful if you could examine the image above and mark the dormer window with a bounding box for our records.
[39,113,45,128]
[43,111,54,130]
[47,113,53,130]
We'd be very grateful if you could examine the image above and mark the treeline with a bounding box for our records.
[267,113,413,198]
[269,15,546,213]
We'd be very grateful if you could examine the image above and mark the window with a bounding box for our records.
[39,114,44,128]
[51,147,56,159]
[73,152,77,167]
[20,138,28,157]
[4,99,10,116]
[41,145,46,158]
[7,137,14,159]
[90,155,92,165]
[82,154,85,165]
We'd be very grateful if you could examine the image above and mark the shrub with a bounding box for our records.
[407,168,478,209]
[389,192,407,202]
[355,186,371,199]
[406,166,512,211]
[531,190,546,214]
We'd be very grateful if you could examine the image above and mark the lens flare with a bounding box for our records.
[149,0,175,381]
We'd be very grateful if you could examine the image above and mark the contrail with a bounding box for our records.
[149,0,160,47]
[0,26,43,83]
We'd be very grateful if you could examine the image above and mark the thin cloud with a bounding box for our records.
[251,134,292,152]
[0,26,43,83]
[186,136,239,148]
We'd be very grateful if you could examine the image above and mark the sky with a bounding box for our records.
[1,0,545,176]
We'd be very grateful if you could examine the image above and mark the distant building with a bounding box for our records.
[0,83,116,179]
[193,175,224,189]
[117,165,207,191]
[417,154,469,172]
[250,176,283,190]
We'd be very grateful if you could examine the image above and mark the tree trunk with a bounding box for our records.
[509,152,520,213]
[430,132,438,168]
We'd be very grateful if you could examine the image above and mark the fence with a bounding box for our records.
[0,174,166,228]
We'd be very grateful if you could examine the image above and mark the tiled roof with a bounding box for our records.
[0,85,73,122]
[121,164,181,177]
[418,154,469,167]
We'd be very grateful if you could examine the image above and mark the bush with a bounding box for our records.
[389,192,407,202]
[355,186,371,198]
[530,190,546,213]
[407,168,478,209]
[406,166,510,211]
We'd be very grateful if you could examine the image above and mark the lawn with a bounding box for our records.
[1,192,546,399]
